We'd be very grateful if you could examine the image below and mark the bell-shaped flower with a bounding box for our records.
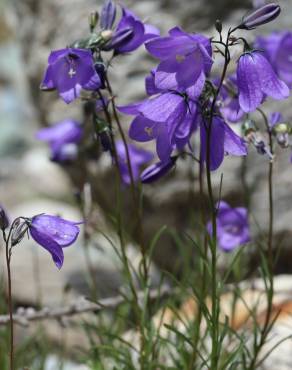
[36,119,83,163]
[115,140,154,184]
[145,26,212,92]
[29,214,82,269]
[200,116,247,171]
[236,50,289,113]
[256,31,292,87]
[40,48,101,104]
[207,201,251,252]
[119,89,198,162]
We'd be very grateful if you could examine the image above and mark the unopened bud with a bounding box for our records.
[89,11,99,32]
[0,206,9,230]
[215,19,222,34]
[238,3,281,30]
[11,219,29,247]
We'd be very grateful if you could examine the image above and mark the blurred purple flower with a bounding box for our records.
[237,51,289,113]
[140,157,176,183]
[40,48,101,104]
[29,214,82,269]
[115,140,154,184]
[107,7,159,53]
[207,201,250,252]
[145,26,212,91]
[200,116,247,171]
[36,119,83,163]
[216,75,245,123]
[256,31,292,87]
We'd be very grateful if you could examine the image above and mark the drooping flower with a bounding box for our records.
[200,116,247,171]
[145,26,212,92]
[119,89,198,162]
[40,48,101,104]
[140,157,177,183]
[207,201,250,252]
[115,140,154,184]
[36,119,83,163]
[29,214,82,269]
[256,31,292,87]
[236,50,289,113]
[237,3,280,30]
[106,7,159,53]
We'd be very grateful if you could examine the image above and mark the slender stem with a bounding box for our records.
[3,231,14,370]
[104,75,148,283]
[206,29,231,370]
[248,109,275,370]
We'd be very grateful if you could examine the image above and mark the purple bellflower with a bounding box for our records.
[207,201,251,252]
[145,27,212,92]
[107,7,159,53]
[236,50,289,113]
[200,116,247,171]
[29,214,82,269]
[41,48,101,104]
[238,3,281,30]
[115,140,154,185]
[36,119,83,163]
[119,89,198,162]
[256,31,292,87]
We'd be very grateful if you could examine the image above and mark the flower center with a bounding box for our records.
[175,54,185,63]
[144,127,153,136]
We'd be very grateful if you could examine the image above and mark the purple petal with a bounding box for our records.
[141,158,175,183]
[223,122,247,156]
[129,115,157,142]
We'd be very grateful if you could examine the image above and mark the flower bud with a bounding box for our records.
[215,19,222,34]
[141,157,177,184]
[100,0,116,30]
[11,219,29,247]
[238,3,281,30]
[89,11,99,32]
[0,206,9,230]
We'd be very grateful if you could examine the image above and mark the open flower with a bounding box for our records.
[236,50,289,113]
[115,140,154,184]
[119,90,197,162]
[41,48,101,104]
[29,214,82,269]
[207,201,250,252]
[36,119,83,162]
[256,31,292,87]
[145,26,212,91]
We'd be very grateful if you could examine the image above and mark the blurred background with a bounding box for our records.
[0,0,292,368]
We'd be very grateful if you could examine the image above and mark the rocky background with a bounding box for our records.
[1,0,292,368]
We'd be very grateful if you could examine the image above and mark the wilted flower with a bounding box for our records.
[29,214,82,269]
[145,26,212,91]
[237,51,289,113]
[140,157,177,183]
[106,7,159,53]
[115,140,154,184]
[36,119,83,162]
[40,48,101,104]
[207,201,250,252]
[238,3,280,30]
[256,31,292,87]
